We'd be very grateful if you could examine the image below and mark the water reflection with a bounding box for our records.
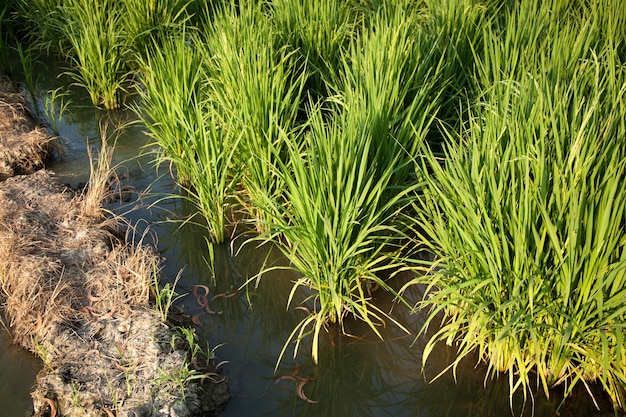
[163,216,610,417]
[0,330,41,416]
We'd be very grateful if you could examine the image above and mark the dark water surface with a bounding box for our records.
[0,57,609,417]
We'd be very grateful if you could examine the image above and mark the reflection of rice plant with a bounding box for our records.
[405,1,626,409]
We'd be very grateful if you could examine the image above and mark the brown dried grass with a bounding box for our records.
[0,76,58,177]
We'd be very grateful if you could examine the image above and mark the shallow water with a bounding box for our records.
[0,56,610,417]
[0,329,41,416]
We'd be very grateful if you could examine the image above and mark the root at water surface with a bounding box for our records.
[0,76,230,417]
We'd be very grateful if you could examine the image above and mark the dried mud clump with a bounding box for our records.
[0,79,229,416]
[0,76,56,179]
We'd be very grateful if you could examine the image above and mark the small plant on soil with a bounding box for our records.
[151,265,183,323]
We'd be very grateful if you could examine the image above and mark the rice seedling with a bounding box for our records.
[137,31,242,243]
[201,2,307,233]
[251,106,416,365]
[56,0,132,109]
[270,0,359,100]
[405,1,626,408]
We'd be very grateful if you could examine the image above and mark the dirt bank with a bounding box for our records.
[0,76,56,179]
[0,75,229,416]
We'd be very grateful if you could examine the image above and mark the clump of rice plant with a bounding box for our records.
[201,2,307,232]
[137,31,241,243]
[13,0,65,54]
[406,0,626,409]
[120,0,191,66]
[252,107,415,365]
[331,5,446,186]
[56,0,131,109]
[271,0,359,100]
[247,3,450,364]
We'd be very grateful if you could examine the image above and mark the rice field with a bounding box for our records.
[4,0,626,411]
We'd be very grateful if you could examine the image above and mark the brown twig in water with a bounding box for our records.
[275,364,318,403]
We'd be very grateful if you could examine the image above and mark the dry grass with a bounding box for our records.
[0,76,58,178]
[0,150,227,416]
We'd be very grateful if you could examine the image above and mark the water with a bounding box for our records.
[0,328,41,416]
[0,56,610,417]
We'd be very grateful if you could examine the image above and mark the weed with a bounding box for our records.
[151,266,183,323]
[32,335,53,371]
[43,87,71,136]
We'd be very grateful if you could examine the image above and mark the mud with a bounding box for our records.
[0,75,229,416]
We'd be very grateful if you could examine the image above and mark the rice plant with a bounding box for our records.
[405,1,626,408]
[331,5,447,187]
[201,2,307,232]
[15,42,39,109]
[251,104,417,365]
[137,31,241,243]
[120,0,191,66]
[245,2,449,365]
[271,0,359,100]
[56,0,131,109]
[0,2,12,73]
[13,0,65,54]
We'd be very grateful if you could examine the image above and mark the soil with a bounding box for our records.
[0,75,230,416]
[0,76,56,179]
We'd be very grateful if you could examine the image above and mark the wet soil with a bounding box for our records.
[0,76,56,179]
[0,75,229,416]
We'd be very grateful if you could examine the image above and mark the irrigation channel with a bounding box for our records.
[0,58,612,417]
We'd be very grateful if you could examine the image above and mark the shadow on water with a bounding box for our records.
[0,328,41,416]
[0,52,614,417]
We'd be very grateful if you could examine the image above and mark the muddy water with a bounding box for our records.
[1,58,609,417]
